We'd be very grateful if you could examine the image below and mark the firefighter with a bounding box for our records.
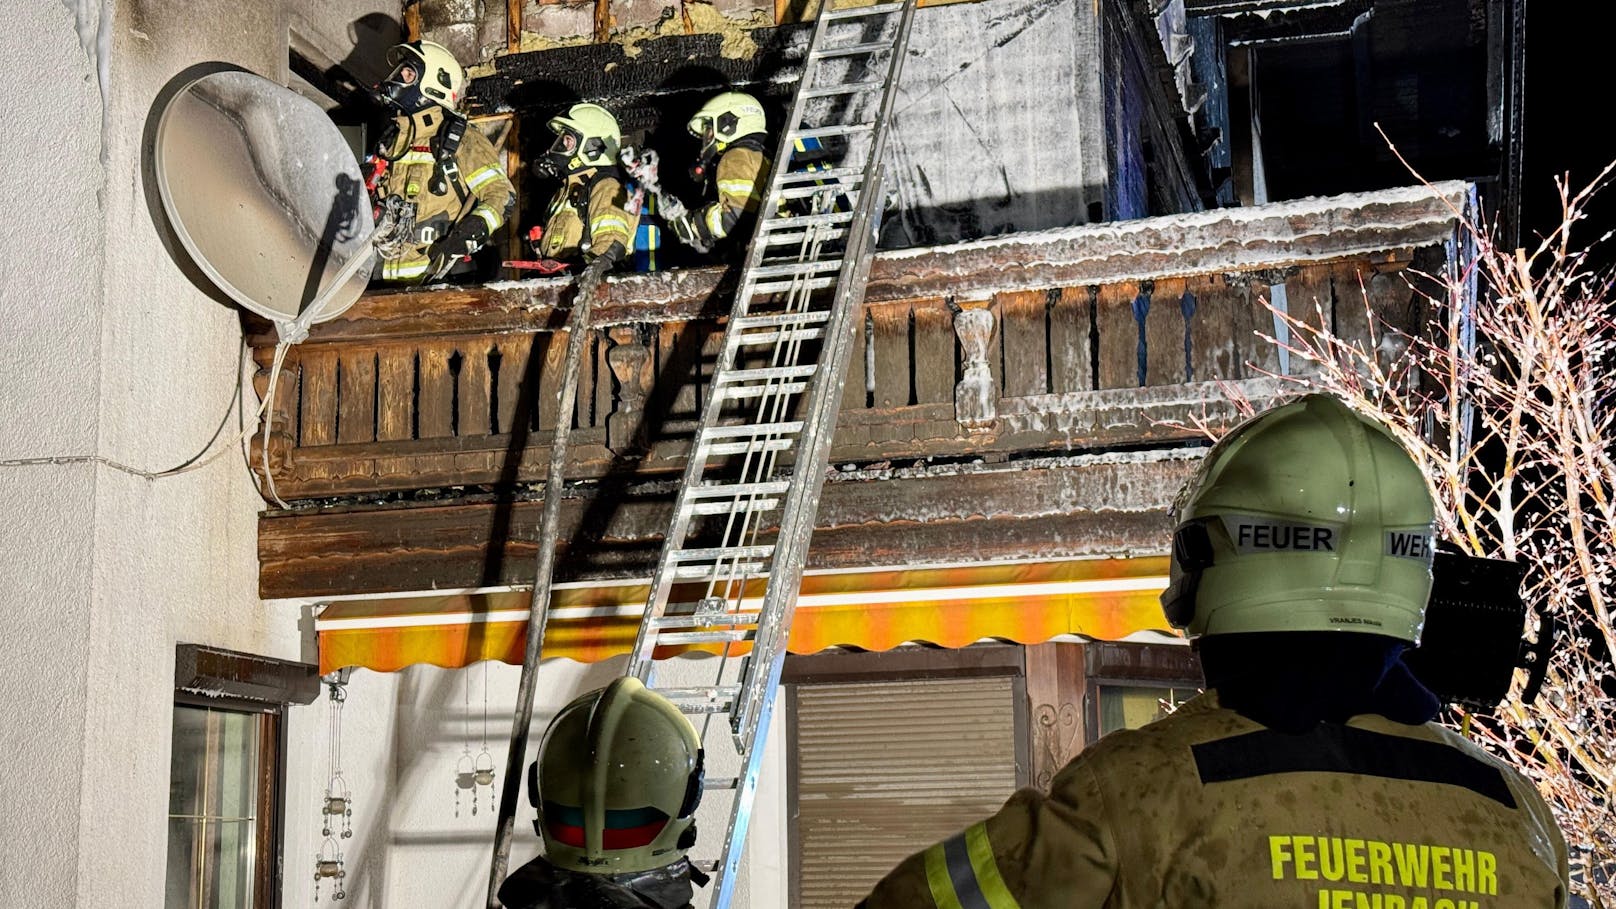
[666,91,769,254]
[531,103,637,273]
[859,394,1570,909]
[498,677,706,909]
[367,40,514,285]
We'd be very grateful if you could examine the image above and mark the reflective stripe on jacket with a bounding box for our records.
[860,693,1569,909]
[695,146,767,243]
[372,114,514,285]
[540,169,638,261]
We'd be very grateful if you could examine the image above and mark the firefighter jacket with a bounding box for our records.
[371,110,515,284]
[539,168,637,262]
[859,692,1569,909]
[691,144,767,247]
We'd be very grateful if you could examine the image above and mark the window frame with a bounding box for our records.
[168,693,286,909]
[169,644,317,909]
[1081,640,1204,743]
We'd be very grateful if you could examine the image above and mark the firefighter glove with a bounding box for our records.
[668,211,712,254]
[431,217,489,261]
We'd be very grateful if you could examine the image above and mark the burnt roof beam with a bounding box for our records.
[1189,0,1373,46]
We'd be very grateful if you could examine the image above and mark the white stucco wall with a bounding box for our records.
[0,4,105,901]
[295,654,790,908]
[0,2,395,906]
[3,6,790,906]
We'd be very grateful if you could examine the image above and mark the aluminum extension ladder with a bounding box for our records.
[626,1,917,906]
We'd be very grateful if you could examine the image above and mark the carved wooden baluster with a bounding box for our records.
[250,345,299,493]
[953,301,998,431]
[605,324,653,456]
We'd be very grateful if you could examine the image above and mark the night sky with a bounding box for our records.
[1523,5,1612,273]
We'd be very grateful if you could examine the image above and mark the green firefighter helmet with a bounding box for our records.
[382,40,466,112]
[529,677,703,875]
[1160,394,1436,643]
[687,91,767,152]
[546,102,622,171]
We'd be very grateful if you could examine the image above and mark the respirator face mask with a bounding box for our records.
[378,59,433,115]
[533,131,579,180]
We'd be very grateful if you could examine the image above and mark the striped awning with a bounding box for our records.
[314,556,1174,674]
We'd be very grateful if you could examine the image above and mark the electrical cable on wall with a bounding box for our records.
[0,338,270,479]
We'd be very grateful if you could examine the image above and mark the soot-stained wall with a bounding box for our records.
[882,0,1111,246]
[467,0,1201,250]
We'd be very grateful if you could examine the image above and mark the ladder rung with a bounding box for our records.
[775,183,856,202]
[717,364,818,383]
[731,327,827,347]
[668,544,776,563]
[777,167,868,187]
[822,1,905,20]
[809,40,895,59]
[654,684,741,701]
[654,612,762,628]
[701,776,741,790]
[706,437,797,456]
[731,312,830,330]
[761,226,849,247]
[655,628,757,645]
[702,420,806,439]
[671,562,768,581]
[748,259,843,280]
[677,702,739,716]
[698,420,804,453]
[685,498,781,516]
[714,380,808,400]
[685,480,792,498]
[694,860,720,873]
[799,79,888,99]
[761,211,854,231]
[789,123,877,142]
[751,275,838,295]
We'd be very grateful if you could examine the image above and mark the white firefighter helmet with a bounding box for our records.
[382,40,466,112]
[546,102,623,171]
[1160,394,1437,643]
[687,91,767,152]
[529,677,703,875]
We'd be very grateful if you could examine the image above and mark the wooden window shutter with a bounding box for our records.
[790,675,1023,909]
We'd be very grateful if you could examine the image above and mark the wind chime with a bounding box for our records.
[315,670,352,902]
[454,662,497,817]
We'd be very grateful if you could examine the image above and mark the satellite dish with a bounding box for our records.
[154,70,377,332]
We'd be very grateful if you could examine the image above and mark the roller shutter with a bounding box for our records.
[792,675,1022,908]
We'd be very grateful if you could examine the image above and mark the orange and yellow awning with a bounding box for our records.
[314,556,1175,674]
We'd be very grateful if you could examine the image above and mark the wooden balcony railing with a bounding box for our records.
[248,183,1466,505]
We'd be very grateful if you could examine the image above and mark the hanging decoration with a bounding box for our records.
[315,670,351,902]
[454,662,497,817]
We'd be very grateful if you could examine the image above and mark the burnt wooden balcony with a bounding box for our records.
[254,182,1469,600]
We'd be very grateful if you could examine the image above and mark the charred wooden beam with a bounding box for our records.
[1212,0,1373,46]
[259,451,1201,600]
[465,24,810,122]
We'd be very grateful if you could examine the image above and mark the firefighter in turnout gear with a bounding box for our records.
[859,395,1570,909]
[366,40,514,285]
[531,103,637,272]
[498,678,706,909]
[667,91,769,253]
